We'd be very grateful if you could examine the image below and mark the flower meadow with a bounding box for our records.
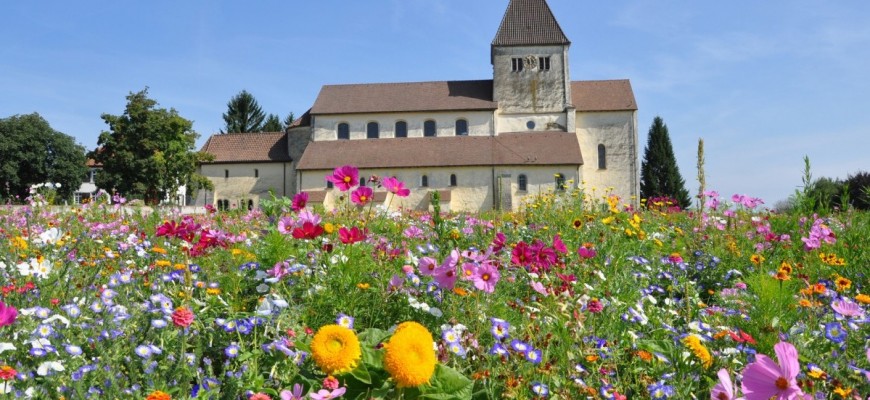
[0,165,868,399]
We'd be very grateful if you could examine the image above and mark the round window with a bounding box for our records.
[526,120,536,130]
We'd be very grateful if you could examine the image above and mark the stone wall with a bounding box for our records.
[199,162,292,208]
[575,110,639,205]
[311,111,494,142]
[492,45,571,114]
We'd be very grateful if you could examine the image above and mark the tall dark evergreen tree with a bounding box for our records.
[283,112,296,130]
[640,116,691,209]
[221,90,266,133]
[262,114,283,132]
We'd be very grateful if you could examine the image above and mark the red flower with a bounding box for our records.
[0,365,17,380]
[171,306,194,328]
[292,222,325,240]
[338,226,366,244]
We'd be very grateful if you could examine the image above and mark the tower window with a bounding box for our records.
[421,175,429,187]
[424,120,436,137]
[449,174,457,187]
[455,119,468,136]
[367,122,379,139]
[395,121,407,138]
[555,173,566,191]
[598,144,607,169]
[511,57,523,72]
[337,123,350,140]
[538,57,551,71]
[518,174,528,191]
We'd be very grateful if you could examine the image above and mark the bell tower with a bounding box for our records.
[492,0,572,115]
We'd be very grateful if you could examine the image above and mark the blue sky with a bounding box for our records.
[2,1,868,205]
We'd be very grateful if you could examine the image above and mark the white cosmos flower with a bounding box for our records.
[37,361,65,376]
[37,228,61,245]
[0,343,17,354]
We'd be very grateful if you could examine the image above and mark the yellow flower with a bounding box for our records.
[206,288,221,295]
[146,391,171,400]
[356,283,370,290]
[155,260,171,268]
[310,324,362,375]
[323,223,335,234]
[681,335,713,369]
[855,294,870,304]
[12,236,28,250]
[384,321,437,387]
[750,254,764,265]
[834,275,851,291]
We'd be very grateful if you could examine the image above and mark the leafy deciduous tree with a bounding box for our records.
[640,116,691,209]
[90,88,212,205]
[221,90,266,133]
[0,113,87,202]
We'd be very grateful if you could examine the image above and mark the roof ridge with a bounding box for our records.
[321,79,492,88]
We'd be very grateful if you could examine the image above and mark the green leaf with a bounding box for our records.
[417,364,473,400]
[348,362,372,385]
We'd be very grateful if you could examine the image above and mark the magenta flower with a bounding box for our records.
[291,192,308,212]
[711,368,743,400]
[326,165,359,191]
[277,216,295,235]
[740,342,808,400]
[577,245,597,259]
[338,226,366,244]
[382,176,410,197]
[552,234,567,254]
[472,262,500,293]
[280,383,304,400]
[418,257,439,276]
[350,186,373,206]
[0,301,17,327]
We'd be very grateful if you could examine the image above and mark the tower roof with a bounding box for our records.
[492,0,570,46]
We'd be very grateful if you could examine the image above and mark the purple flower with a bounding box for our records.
[740,341,807,399]
[0,301,18,327]
[309,387,346,400]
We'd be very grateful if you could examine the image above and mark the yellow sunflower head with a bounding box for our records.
[384,321,437,387]
[310,324,362,375]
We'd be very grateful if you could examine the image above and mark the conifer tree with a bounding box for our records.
[221,90,266,133]
[640,116,691,209]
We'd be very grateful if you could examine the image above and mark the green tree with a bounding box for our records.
[222,90,266,133]
[91,88,212,205]
[0,113,87,202]
[844,171,870,210]
[262,113,283,132]
[283,111,296,129]
[640,116,691,209]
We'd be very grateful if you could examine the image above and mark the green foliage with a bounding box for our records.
[0,113,87,202]
[640,116,691,209]
[262,113,283,132]
[222,90,266,133]
[283,111,296,129]
[90,88,211,205]
[844,170,870,210]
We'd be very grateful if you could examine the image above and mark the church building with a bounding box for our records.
[198,0,639,212]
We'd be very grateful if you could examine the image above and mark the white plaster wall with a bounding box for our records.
[312,111,494,141]
[299,165,579,212]
[492,45,571,113]
[201,163,291,207]
[575,110,639,205]
[496,111,567,133]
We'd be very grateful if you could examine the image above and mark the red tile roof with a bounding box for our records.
[572,80,637,111]
[310,80,498,115]
[200,132,291,163]
[492,0,570,46]
[296,131,582,170]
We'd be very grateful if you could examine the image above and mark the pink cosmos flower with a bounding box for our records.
[338,226,366,244]
[530,281,548,296]
[309,387,346,400]
[296,209,321,226]
[577,246,597,259]
[552,234,567,254]
[291,192,308,212]
[280,384,305,400]
[381,176,410,197]
[326,165,359,191]
[277,217,295,235]
[831,298,864,317]
[461,262,478,281]
[418,257,439,276]
[351,186,373,206]
[0,301,18,327]
[433,263,458,290]
[740,341,809,400]
[511,241,532,267]
[711,368,744,400]
[472,262,500,293]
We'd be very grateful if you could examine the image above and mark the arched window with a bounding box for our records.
[455,119,468,136]
[424,120,436,137]
[449,174,457,186]
[224,170,229,179]
[518,174,528,191]
[598,144,607,169]
[326,180,334,189]
[395,121,407,138]
[337,123,350,140]
[421,175,429,187]
[254,169,259,178]
[247,199,254,210]
[555,173,565,191]
[367,122,379,139]
[360,177,366,187]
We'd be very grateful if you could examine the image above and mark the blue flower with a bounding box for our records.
[442,329,461,344]
[336,313,354,329]
[448,342,467,358]
[647,381,675,399]
[135,345,152,359]
[225,344,240,358]
[34,324,54,338]
[510,339,530,354]
[65,344,83,356]
[531,382,549,397]
[824,322,846,343]
[490,318,510,340]
[490,343,508,356]
[525,348,543,365]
